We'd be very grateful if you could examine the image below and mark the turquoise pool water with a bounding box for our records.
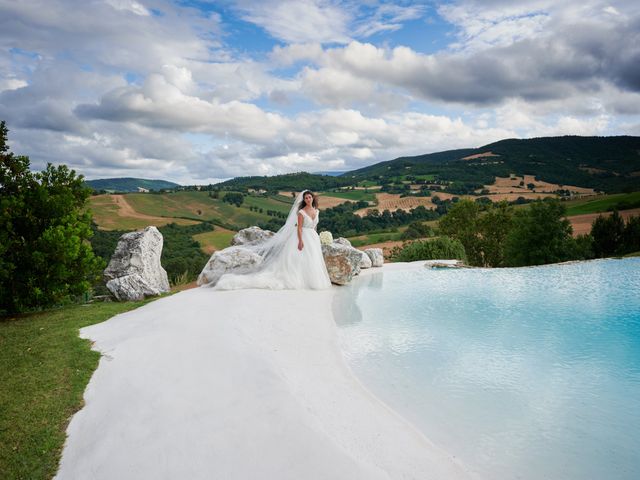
[333,258,640,480]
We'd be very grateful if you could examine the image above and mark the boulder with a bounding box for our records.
[364,248,384,267]
[104,226,170,301]
[322,243,362,285]
[231,226,274,246]
[359,250,372,269]
[334,237,352,247]
[197,246,263,287]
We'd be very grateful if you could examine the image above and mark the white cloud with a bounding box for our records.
[234,0,351,44]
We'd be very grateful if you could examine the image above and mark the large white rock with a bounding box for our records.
[197,246,263,287]
[321,243,362,285]
[104,226,170,301]
[231,226,274,246]
[359,250,372,269]
[334,237,352,247]
[364,248,384,267]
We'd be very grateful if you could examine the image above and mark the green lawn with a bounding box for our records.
[564,192,640,216]
[0,298,159,480]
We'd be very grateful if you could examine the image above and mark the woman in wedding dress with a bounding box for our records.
[212,190,332,290]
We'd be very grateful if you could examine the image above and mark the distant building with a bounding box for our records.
[137,187,149,193]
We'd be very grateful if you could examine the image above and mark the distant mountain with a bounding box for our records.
[343,136,640,193]
[84,177,181,193]
[312,170,349,177]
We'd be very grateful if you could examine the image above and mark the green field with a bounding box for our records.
[193,228,236,253]
[322,190,377,203]
[0,298,157,480]
[564,192,640,216]
[87,195,199,230]
[242,194,292,214]
[93,191,275,230]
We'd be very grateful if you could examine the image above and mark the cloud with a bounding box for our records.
[1,0,639,184]
[233,0,351,44]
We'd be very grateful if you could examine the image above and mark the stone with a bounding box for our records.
[104,226,170,301]
[322,243,362,285]
[423,260,465,269]
[334,237,352,247]
[359,250,372,269]
[364,248,384,267]
[231,226,275,246]
[197,246,263,287]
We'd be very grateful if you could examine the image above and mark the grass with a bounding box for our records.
[564,192,640,216]
[348,229,405,247]
[89,192,277,231]
[242,195,292,214]
[193,228,236,253]
[322,190,377,202]
[0,298,159,480]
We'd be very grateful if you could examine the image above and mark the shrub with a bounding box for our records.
[391,237,467,262]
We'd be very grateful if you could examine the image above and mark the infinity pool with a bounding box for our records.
[334,259,640,480]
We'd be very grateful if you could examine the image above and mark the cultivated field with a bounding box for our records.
[482,175,596,196]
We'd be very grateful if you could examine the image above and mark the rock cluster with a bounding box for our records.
[104,226,170,301]
[198,226,385,287]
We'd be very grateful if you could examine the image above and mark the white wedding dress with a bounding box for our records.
[213,194,332,291]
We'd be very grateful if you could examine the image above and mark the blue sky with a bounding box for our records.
[1,0,639,184]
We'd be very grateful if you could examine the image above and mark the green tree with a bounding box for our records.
[621,215,640,254]
[0,121,104,314]
[392,237,467,262]
[438,199,483,265]
[504,198,575,267]
[591,210,625,257]
[477,201,514,267]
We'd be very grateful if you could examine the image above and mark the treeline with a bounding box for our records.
[216,171,351,192]
[436,198,639,267]
[316,201,441,237]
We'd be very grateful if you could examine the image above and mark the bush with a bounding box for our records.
[400,221,434,240]
[0,121,104,314]
[504,198,575,267]
[391,237,467,262]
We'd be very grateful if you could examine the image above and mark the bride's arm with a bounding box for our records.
[297,212,304,250]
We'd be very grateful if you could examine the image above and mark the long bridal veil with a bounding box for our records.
[204,190,307,287]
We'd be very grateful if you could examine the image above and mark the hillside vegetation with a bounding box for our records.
[345,136,640,193]
[84,177,180,192]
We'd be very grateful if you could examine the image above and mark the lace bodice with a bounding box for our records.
[299,208,319,229]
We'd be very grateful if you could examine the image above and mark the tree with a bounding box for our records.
[591,210,625,257]
[504,198,575,267]
[477,201,514,267]
[438,200,483,265]
[0,121,104,314]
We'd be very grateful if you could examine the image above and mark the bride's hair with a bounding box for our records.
[298,190,318,210]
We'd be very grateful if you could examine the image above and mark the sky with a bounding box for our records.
[1,0,639,184]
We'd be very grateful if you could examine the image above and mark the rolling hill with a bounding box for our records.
[84,177,180,193]
[344,136,640,193]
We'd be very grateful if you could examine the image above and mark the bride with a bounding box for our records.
[212,190,332,290]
